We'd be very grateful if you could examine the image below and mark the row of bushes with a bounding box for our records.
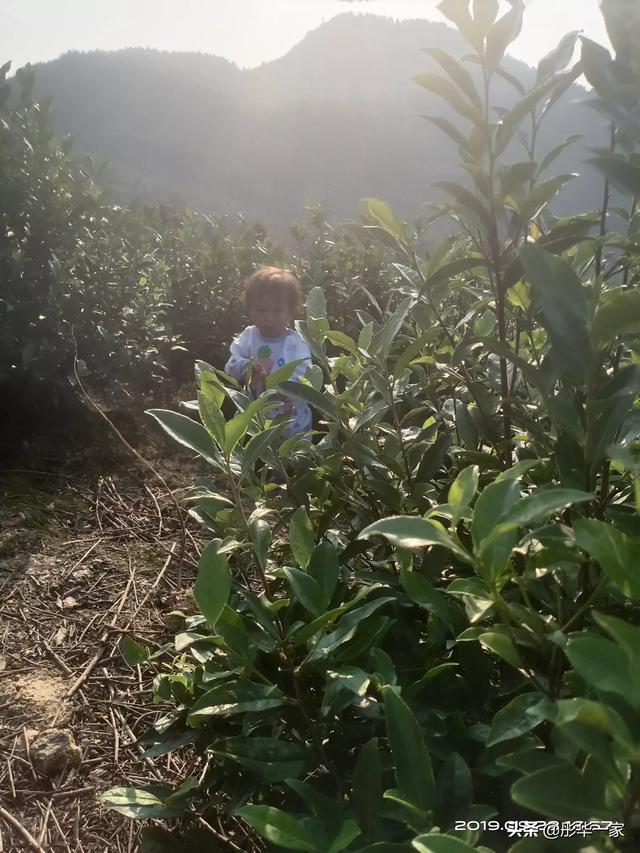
[102,1,640,850]
[0,61,402,456]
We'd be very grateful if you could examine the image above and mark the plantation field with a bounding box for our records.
[2,1,640,852]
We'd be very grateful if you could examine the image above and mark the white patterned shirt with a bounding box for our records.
[225,326,313,436]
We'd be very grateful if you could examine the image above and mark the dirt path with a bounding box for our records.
[0,450,205,851]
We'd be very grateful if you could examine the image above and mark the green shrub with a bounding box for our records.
[98,1,640,849]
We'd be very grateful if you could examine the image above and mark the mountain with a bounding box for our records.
[27,13,610,235]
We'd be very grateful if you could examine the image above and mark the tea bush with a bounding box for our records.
[0,58,402,459]
[103,0,640,853]
[0,63,283,443]
[102,2,640,851]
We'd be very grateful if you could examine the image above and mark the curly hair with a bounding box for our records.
[244,267,303,314]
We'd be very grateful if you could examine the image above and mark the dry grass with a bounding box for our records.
[0,453,212,852]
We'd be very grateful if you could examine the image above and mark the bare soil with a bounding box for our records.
[0,439,208,852]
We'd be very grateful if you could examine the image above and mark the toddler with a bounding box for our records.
[225,267,313,439]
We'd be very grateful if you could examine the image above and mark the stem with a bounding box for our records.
[291,669,344,796]
[482,56,512,466]
[224,459,343,795]
[594,123,616,286]
[387,373,413,488]
[411,248,500,459]
[495,271,513,465]
[560,574,606,633]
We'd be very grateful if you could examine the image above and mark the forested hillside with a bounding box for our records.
[3,2,640,851]
[31,13,606,233]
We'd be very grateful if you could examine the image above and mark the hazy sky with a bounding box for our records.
[2,0,610,72]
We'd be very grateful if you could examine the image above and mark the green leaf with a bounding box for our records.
[164,777,200,808]
[209,737,309,782]
[249,518,271,570]
[485,1,523,71]
[516,174,576,223]
[472,0,498,36]
[266,358,307,391]
[413,835,478,853]
[498,488,592,527]
[285,779,345,828]
[592,288,640,349]
[308,540,340,610]
[573,518,640,599]
[325,330,359,356]
[371,297,414,356]
[198,379,226,447]
[306,286,327,320]
[140,730,196,758]
[289,584,383,645]
[235,805,322,852]
[420,256,486,294]
[487,693,553,746]
[120,636,150,667]
[455,400,478,450]
[537,136,581,177]
[520,246,591,381]
[437,0,483,52]
[588,154,640,198]
[195,362,229,399]
[193,543,231,629]
[581,37,621,102]
[425,49,481,108]
[511,765,618,820]
[146,409,224,470]
[361,198,408,244]
[471,477,520,552]
[434,181,492,228]
[187,681,285,724]
[593,611,640,659]
[448,465,479,526]
[424,115,472,153]
[284,567,324,617]
[479,632,522,668]
[352,737,383,839]
[537,31,579,81]
[279,380,338,421]
[495,73,575,155]
[322,666,370,716]
[413,73,483,124]
[359,516,473,565]
[302,597,395,664]
[415,432,452,482]
[565,635,640,708]
[384,686,435,815]
[100,787,180,819]
[434,753,473,827]
[400,569,455,626]
[354,400,390,430]
[328,821,361,853]
[224,396,269,458]
[552,697,638,758]
[289,507,315,569]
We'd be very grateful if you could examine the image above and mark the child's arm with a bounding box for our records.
[225,328,253,381]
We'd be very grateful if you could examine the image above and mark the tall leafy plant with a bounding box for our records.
[102,3,640,851]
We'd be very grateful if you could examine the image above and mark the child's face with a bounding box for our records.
[250,293,293,337]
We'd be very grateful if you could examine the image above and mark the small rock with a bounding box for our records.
[30,729,82,777]
[53,626,68,646]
